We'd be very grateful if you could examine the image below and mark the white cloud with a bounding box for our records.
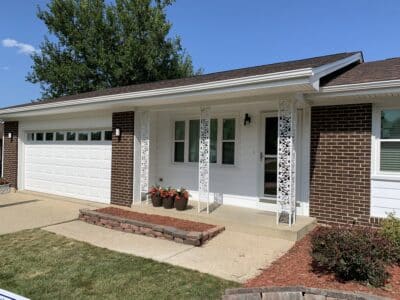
[2,38,37,55]
[0,66,9,71]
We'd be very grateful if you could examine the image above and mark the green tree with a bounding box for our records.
[27,0,199,99]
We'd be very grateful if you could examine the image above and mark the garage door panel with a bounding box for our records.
[25,143,112,203]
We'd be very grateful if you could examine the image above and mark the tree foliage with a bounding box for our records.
[27,0,199,99]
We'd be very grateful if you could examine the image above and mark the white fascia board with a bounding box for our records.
[321,79,400,93]
[0,68,314,117]
[312,79,400,100]
[0,53,362,118]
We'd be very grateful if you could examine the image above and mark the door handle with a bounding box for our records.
[260,152,264,161]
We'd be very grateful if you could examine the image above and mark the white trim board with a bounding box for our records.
[0,53,362,119]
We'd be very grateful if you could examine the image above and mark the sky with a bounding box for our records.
[1,0,400,107]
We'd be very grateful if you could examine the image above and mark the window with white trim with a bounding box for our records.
[27,130,112,143]
[174,121,185,162]
[173,118,234,165]
[379,109,400,172]
[222,118,235,165]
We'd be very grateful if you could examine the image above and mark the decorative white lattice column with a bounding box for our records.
[140,111,150,202]
[198,106,210,213]
[277,99,297,226]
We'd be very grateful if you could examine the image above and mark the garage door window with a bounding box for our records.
[36,133,43,141]
[91,131,102,141]
[78,132,89,141]
[45,132,54,141]
[67,132,76,141]
[56,132,65,141]
[28,130,112,143]
[104,131,113,141]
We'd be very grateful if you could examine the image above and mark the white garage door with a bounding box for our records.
[24,130,112,203]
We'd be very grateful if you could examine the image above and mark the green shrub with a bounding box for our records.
[310,226,395,287]
[380,213,400,263]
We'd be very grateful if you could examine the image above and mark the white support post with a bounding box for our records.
[140,111,150,203]
[198,106,210,213]
[277,99,297,226]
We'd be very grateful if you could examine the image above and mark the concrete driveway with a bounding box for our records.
[0,191,294,283]
[0,191,105,235]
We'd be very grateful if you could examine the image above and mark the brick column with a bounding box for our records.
[309,104,372,226]
[111,112,135,206]
[3,121,19,188]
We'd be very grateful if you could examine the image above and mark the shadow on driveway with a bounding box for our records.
[0,199,41,209]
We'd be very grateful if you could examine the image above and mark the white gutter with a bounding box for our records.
[0,52,362,117]
[321,79,400,93]
[0,68,314,116]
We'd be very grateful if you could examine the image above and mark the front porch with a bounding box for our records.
[129,201,316,241]
[133,95,311,226]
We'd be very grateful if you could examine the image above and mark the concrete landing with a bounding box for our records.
[128,201,316,241]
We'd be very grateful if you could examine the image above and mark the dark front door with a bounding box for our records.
[264,117,278,197]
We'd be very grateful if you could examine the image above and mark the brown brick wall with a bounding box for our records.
[3,121,19,188]
[111,112,135,206]
[310,104,374,226]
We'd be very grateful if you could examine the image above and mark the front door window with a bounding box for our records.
[264,117,278,196]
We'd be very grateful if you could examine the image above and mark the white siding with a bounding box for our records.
[150,101,310,214]
[371,179,400,217]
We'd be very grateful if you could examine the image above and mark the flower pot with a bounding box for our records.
[0,184,10,194]
[163,196,175,209]
[151,195,162,207]
[175,198,188,211]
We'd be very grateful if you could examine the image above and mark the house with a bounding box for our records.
[0,123,3,176]
[0,51,399,226]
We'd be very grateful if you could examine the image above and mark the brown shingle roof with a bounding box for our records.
[3,52,358,110]
[322,57,400,86]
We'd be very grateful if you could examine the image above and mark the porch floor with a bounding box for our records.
[127,201,316,241]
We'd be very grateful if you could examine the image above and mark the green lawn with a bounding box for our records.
[0,229,238,299]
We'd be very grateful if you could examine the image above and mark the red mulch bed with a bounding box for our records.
[96,207,216,232]
[246,232,400,299]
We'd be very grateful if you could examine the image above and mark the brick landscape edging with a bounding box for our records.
[79,209,225,246]
[223,286,388,300]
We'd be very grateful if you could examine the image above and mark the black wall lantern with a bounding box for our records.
[244,113,251,126]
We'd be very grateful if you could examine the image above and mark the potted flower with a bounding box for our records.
[148,185,162,207]
[0,178,10,194]
[175,188,189,211]
[162,188,176,209]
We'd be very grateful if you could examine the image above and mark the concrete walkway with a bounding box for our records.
[0,191,106,235]
[44,220,293,283]
[0,191,295,283]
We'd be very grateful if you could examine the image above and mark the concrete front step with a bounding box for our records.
[127,202,317,242]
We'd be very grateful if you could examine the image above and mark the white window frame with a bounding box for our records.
[26,129,113,143]
[171,115,239,166]
[45,132,55,142]
[221,118,236,165]
[372,105,400,179]
[173,120,186,163]
[55,132,66,141]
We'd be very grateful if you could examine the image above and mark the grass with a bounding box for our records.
[0,229,238,299]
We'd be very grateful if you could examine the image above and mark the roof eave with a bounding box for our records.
[310,79,400,100]
[0,68,316,119]
[0,52,363,119]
